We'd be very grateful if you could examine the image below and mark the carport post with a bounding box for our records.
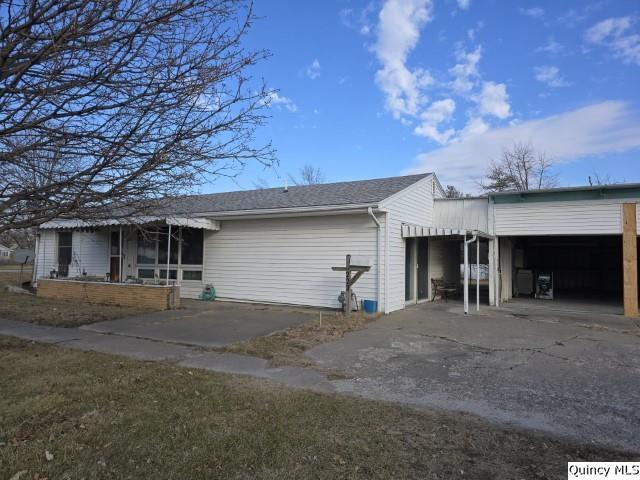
[622,203,638,317]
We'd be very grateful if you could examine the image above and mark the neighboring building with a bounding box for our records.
[33,174,640,317]
[0,244,13,259]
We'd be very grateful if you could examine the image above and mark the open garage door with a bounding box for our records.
[505,235,632,314]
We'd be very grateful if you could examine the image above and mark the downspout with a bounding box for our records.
[384,210,391,314]
[476,237,480,312]
[464,232,477,315]
[367,207,382,313]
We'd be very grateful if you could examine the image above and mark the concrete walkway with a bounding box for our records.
[0,318,335,392]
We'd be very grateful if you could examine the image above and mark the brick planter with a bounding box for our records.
[37,279,180,310]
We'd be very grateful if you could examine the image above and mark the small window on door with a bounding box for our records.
[58,232,72,277]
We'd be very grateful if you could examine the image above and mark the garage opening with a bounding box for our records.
[508,235,629,313]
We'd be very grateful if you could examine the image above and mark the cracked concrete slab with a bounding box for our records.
[80,300,314,348]
[306,301,640,452]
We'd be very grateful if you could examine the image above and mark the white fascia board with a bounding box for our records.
[191,203,380,220]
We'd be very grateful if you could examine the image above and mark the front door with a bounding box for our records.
[110,231,121,282]
[417,238,429,300]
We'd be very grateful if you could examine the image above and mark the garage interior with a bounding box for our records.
[505,235,639,313]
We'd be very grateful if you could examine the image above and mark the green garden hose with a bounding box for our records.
[199,285,216,301]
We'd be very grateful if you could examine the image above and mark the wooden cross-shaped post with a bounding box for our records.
[332,254,371,316]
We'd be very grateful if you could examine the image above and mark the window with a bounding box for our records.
[58,232,72,276]
[159,269,177,280]
[110,231,121,255]
[158,227,179,264]
[137,232,156,264]
[182,270,202,281]
[136,227,204,282]
[181,228,203,265]
[138,269,155,279]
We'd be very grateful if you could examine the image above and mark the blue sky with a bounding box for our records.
[208,0,640,194]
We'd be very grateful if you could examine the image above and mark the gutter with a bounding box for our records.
[193,203,380,219]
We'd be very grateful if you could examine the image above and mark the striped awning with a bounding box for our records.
[39,216,220,231]
[401,224,493,239]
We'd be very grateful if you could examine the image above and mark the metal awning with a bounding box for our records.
[401,224,493,239]
[39,216,220,231]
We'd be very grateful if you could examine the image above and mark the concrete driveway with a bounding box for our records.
[81,299,314,348]
[307,301,640,452]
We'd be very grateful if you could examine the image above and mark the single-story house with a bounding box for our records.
[0,244,13,258]
[33,173,640,317]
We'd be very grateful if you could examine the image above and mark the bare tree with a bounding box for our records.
[480,143,557,192]
[290,164,325,185]
[0,228,35,249]
[0,0,275,234]
[588,173,625,186]
[444,185,463,198]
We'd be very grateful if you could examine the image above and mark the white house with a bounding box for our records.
[0,244,13,259]
[33,174,640,316]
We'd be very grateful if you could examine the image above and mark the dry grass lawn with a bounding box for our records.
[222,311,377,368]
[0,289,150,327]
[0,335,633,480]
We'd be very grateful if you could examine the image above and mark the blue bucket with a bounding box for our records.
[362,299,378,314]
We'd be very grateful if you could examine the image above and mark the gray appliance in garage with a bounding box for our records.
[515,268,534,296]
[536,272,554,300]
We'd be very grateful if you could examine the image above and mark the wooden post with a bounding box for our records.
[623,203,638,318]
[345,254,352,316]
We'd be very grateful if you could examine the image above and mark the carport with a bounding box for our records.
[491,186,639,317]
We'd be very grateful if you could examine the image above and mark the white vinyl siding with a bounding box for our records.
[203,214,379,308]
[434,198,489,232]
[493,200,637,236]
[379,175,435,312]
[71,231,109,277]
[35,230,57,278]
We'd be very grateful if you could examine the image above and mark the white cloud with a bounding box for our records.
[305,59,321,80]
[262,91,297,112]
[339,4,376,35]
[459,116,489,139]
[406,101,640,191]
[476,81,511,119]
[457,0,471,10]
[520,7,545,19]
[448,46,482,95]
[534,65,571,87]
[585,17,640,66]
[414,98,456,143]
[536,38,564,55]
[373,0,434,118]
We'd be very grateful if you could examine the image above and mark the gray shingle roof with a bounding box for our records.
[164,173,431,214]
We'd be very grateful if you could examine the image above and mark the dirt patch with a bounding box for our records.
[222,311,378,368]
[0,288,152,327]
[0,335,633,480]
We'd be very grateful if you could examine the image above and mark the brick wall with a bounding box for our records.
[37,279,180,310]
